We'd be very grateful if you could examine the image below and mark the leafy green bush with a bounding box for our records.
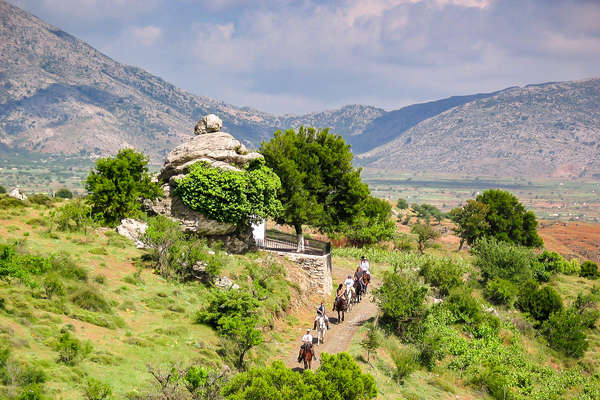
[419,258,463,296]
[85,148,163,225]
[517,281,562,322]
[541,309,588,358]
[55,188,73,199]
[0,185,5,194]
[71,288,111,313]
[373,272,428,339]
[580,261,599,279]
[56,332,92,365]
[142,215,223,282]
[393,234,413,251]
[174,159,282,226]
[222,354,377,400]
[472,237,534,283]
[0,196,25,208]
[49,199,95,233]
[574,292,600,329]
[83,378,112,400]
[26,194,53,207]
[43,274,65,299]
[446,287,484,325]
[537,251,568,274]
[411,223,440,254]
[397,198,409,209]
[16,384,45,400]
[391,347,418,384]
[485,278,518,306]
[0,243,51,287]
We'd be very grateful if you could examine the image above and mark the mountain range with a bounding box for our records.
[1,0,599,178]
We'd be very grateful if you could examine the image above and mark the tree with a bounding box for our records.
[411,223,439,254]
[55,188,73,199]
[360,322,381,364]
[260,127,370,250]
[450,200,489,250]
[476,189,543,247]
[580,261,599,279]
[472,237,534,283]
[344,197,396,247]
[374,272,428,338]
[541,309,588,358]
[397,198,408,210]
[85,148,162,226]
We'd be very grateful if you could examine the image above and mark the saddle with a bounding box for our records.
[298,343,313,362]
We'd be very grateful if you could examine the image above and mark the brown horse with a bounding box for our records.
[353,278,363,304]
[298,343,314,370]
[333,295,348,322]
[363,273,371,292]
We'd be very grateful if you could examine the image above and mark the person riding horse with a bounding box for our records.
[314,302,330,329]
[298,329,315,367]
[360,256,370,272]
[344,275,354,300]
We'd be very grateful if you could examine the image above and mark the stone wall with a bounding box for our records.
[276,252,333,297]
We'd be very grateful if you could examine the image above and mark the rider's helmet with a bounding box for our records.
[306,329,311,333]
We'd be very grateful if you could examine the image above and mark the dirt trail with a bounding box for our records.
[284,284,379,370]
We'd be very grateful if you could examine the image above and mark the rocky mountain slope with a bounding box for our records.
[0,0,382,163]
[359,79,600,178]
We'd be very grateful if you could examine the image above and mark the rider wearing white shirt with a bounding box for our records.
[360,256,370,272]
[344,275,354,288]
[302,329,313,345]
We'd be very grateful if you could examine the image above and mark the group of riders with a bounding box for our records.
[298,256,372,369]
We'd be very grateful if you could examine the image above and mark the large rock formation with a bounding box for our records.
[145,114,262,252]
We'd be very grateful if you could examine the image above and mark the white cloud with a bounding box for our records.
[130,25,163,47]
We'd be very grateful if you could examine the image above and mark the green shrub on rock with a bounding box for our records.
[174,159,282,226]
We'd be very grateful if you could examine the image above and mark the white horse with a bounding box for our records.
[345,286,354,312]
[316,315,328,344]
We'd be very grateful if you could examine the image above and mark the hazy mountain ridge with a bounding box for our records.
[0,0,384,162]
[359,79,600,178]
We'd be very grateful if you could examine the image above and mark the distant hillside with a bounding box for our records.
[348,91,500,153]
[0,0,382,163]
[359,79,600,178]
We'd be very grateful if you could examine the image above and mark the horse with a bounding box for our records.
[345,286,354,311]
[298,343,314,370]
[363,272,371,293]
[333,295,348,322]
[353,278,363,304]
[315,315,327,344]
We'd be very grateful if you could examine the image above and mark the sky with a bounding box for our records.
[11,0,600,115]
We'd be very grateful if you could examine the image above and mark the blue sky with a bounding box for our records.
[12,0,600,114]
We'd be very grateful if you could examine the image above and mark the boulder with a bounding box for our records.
[116,218,148,248]
[214,276,240,290]
[194,114,223,135]
[8,187,27,201]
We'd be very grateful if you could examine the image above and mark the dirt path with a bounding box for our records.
[284,286,379,370]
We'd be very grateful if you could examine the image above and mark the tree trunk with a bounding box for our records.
[458,238,465,251]
[295,223,304,253]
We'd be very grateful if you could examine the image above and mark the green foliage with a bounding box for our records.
[574,291,600,329]
[472,237,534,283]
[0,195,25,209]
[374,272,428,339]
[450,200,489,250]
[580,261,599,279]
[0,242,51,287]
[49,199,95,233]
[222,354,376,400]
[541,309,588,358]
[516,281,562,322]
[390,347,418,384]
[196,289,262,370]
[419,258,463,296]
[0,185,6,194]
[411,223,440,254]
[342,196,396,246]
[476,189,543,247]
[360,322,382,363]
[43,274,65,299]
[26,194,53,207]
[71,288,112,313]
[85,148,162,225]
[174,159,282,226]
[393,234,413,251]
[397,198,409,209]
[484,278,518,306]
[55,188,73,199]
[260,126,370,238]
[412,203,444,223]
[84,378,112,400]
[16,385,45,400]
[141,215,223,282]
[56,331,92,365]
[446,288,484,325]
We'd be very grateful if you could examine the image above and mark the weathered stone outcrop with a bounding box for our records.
[8,187,27,201]
[145,114,261,252]
[116,218,148,248]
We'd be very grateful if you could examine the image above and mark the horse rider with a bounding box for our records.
[314,302,330,329]
[360,256,370,272]
[344,275,354,299]
[354,265,363,281]
[298,329,313,362]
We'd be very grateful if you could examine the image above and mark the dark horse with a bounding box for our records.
[363,273,370,293]
[333,295,348,322]
[298,343,314,370]
[353,278,364,304]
